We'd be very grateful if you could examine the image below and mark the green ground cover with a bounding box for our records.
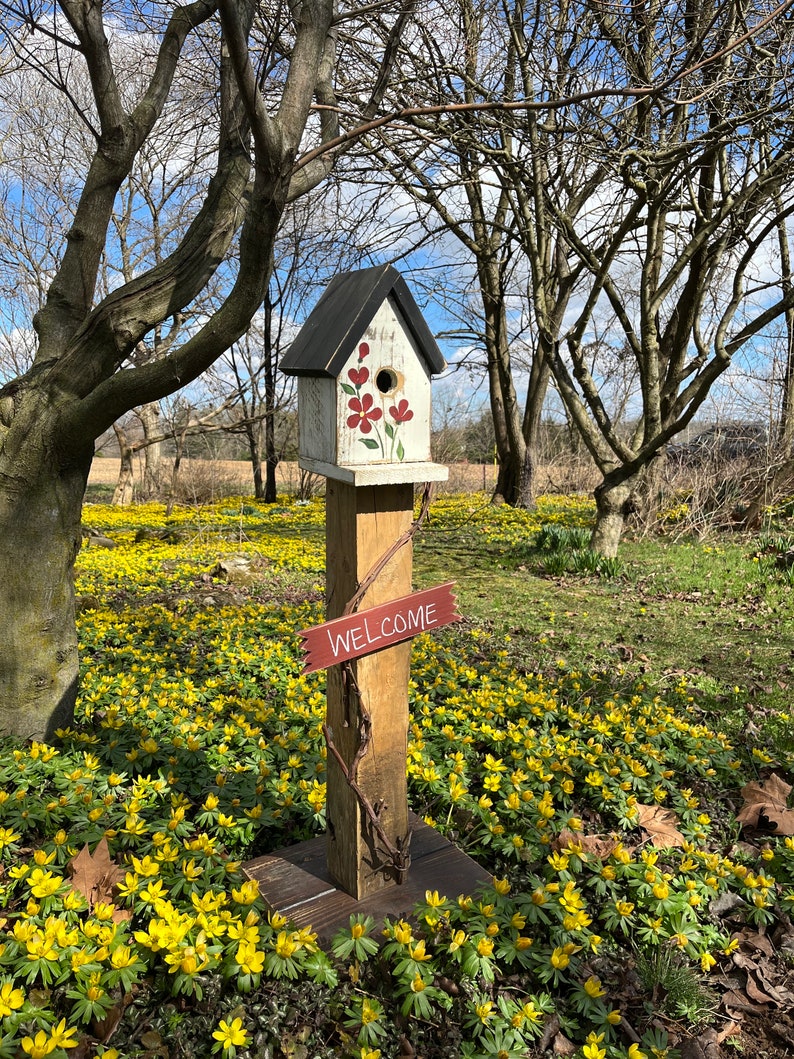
[0,492,792,1059]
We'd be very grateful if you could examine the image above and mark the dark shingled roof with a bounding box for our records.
[280,264,446,378]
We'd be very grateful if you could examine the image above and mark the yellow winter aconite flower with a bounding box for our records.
[230,880,259,904]
[111,946,138,969]
[0,981,24,1017]
[212,1017,249,1051]
[583,975,606,998]
[0,826,21,848]
[274,932,297,959]
[425,889,447,907]
[360,998,380,1026]
[48,1019,78,1050]
[448,929,467,953]
[700,952,717,972]
[21,1031,57,1059]
[475,999,494,1024]
[27,868,62,899]
[476,937,494,958]
[393,920,413,945]
[235,942,265,975]
[582,1032,606,1059]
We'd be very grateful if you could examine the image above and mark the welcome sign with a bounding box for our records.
[299,583,460,673]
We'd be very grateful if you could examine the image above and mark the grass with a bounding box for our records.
[415,499,794,739]
[0,490,792,1059]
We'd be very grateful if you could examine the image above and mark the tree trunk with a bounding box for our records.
[111,424,135,506]
[247,426,265,500]
[265,455,277,503]
[591,477,637,557]
[494,443,535,507]
[634,450,667,526]
[493,357,550,508]
[263,289,278,504]
[166,428,188,516]
[0,397,91,739]
[264,416,278,504]
[519,349,552,509]
[140,403,163,497]
[741,456,794,530]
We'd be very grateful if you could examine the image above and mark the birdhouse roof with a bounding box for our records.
[280,264,446,378]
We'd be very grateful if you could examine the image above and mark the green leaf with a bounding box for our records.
[340,382,357,395]
[304,950,339,988]
[359,438,380,449]
[397,440,405,460]
[385,422,395,439]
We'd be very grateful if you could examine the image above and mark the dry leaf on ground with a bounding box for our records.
[552,1032,577,1056]
[636,804,686,848]
[551,829,619,859]
[67,838,130,921]
[737,775,794,835]
[680,1026,721,1059]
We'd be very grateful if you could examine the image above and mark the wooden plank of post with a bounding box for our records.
[325,478,414,900]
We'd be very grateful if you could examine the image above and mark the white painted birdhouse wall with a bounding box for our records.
[296,375,336,466]
[335,298,432,467]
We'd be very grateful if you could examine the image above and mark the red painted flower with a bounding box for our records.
[389,398,414,423]
[347,392,383,433]
[348,366,369,386]
[358,342,370,359]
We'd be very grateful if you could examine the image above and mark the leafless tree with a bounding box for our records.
[360,0,552,506]
[365,0,794,548]
[0,0,415,738]
[481,0,794,553]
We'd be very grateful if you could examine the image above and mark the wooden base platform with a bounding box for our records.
[243,815,492,942]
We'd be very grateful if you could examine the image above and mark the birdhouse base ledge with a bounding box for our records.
[298,458,449,486]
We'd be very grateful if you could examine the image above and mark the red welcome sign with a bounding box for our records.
[299,582,460,673]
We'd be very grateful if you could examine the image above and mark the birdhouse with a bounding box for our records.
[280,265,448,486]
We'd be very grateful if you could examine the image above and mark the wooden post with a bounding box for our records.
[325,478,413,899]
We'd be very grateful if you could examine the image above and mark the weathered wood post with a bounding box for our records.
[281,265,449,899]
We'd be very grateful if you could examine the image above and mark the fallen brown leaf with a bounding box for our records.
[681,1027,721,1059]
[553,1031,577,1056]
[738,930,775,957]
[636,803,686,848]
[737,774,794,835]
[743,971,780,1006]
[92,991,136,1044]
[721,988,765,1015]
[716,1021,742,1046]
[538,1014,560,1052]
[551,829,619,859]
[67,838,129,920]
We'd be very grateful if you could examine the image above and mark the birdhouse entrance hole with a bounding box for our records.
[376,367,399,394]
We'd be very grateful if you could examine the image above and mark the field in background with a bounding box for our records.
[87,456,601,496]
